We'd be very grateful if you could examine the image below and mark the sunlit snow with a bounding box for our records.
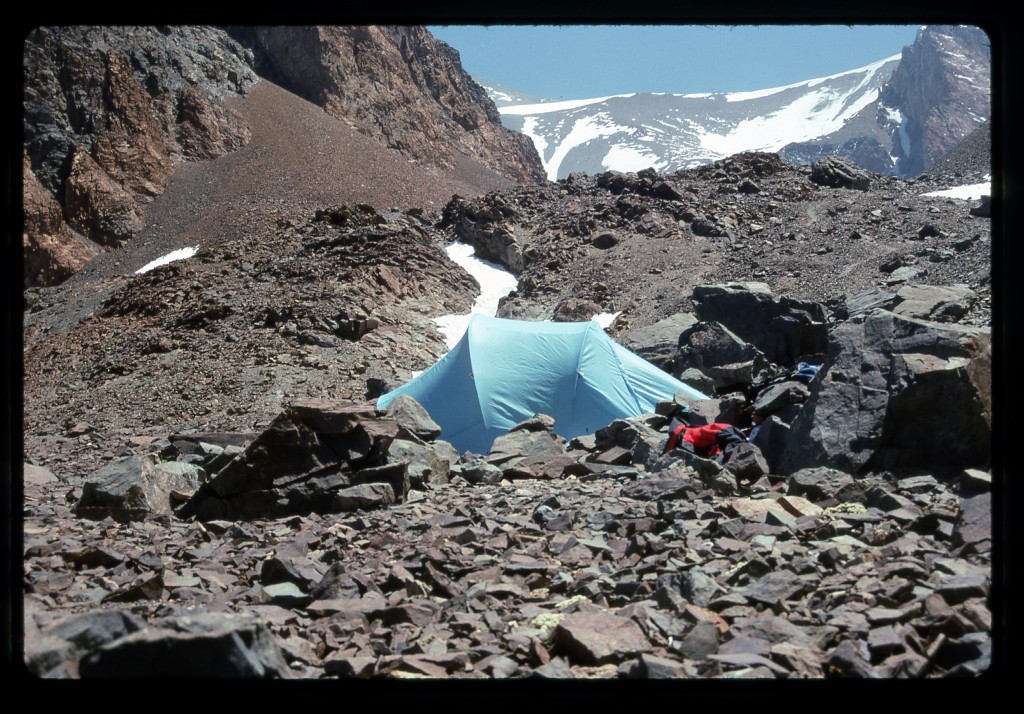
[592,311,621,329]
[544,114,634,181]
[433,242,519,350]
[921,176,991,200]
[499,94,636,116]
[135,246,198,274]
[700,86,881,156]
[602,145,667,173]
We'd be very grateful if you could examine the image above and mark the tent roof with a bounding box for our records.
[377,314,707,454]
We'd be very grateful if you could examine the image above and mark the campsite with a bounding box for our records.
[21,25,995,680]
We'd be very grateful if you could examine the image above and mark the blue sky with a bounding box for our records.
[428,25,925,99]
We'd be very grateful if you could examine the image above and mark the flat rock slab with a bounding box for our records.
[552,610,649,665]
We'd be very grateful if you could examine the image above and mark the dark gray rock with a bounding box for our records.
[77,455,205,519]
[620,312,698,372]
[809,156,871,190]
[384,395,442,441]
[724,442,769,481]
[676,320,770,392]
[692,282,829,367]
[25,609,148,677]
[779,310,991,476]
[183,400,402,520]
[78,612,288,678]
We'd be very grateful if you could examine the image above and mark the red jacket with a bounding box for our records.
[665,422,733,457]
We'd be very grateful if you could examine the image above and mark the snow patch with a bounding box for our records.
[602,144,667,173]
[434,242,519,350]
[546,114,635,181]
[700,86,880,156]
[592,312,621,329]
[921,176,991,201]
[135,246,198,274]
[499,93,636,116]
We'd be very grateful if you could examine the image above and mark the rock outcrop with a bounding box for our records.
[879,25,992,178]
[227,26,546,185]
[23,25,258,287]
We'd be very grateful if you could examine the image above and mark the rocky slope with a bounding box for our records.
[22,147,994,679]
[22,25,544,289]
[879,25,992,178]
[227,26,546,185]
[22,26,259,288]
[20,25,994,681]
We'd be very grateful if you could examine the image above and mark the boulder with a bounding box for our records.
[488,415,574,479]
[676,321,770,392]
[692,283,828,367]
[182,400,404,520]
[890,283,975,323]
[620,312,698,372]
[77,455,206,520]
[384,395,442,441]
[386,438,454,488]
[78,611,288,678]
[552,297,603,322]
[808,156,871,190]
[779,310,991,476]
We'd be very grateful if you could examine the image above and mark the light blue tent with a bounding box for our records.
[376,314,708,454]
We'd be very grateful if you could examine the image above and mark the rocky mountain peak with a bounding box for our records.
[880,24,992,177]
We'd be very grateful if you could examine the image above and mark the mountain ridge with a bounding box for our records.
[487,25,991,181]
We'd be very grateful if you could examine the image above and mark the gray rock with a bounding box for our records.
[658,570,726,608]
[78,612,288,678]
[77,455,205,519]
[891,283,975,323]
[333,483,396,511]
[183,400,402,520]
[724,442,769,481]
[387,439,451,488]
[676,321,770,391]
[461,457,504,484]
[385,395,442,441]
[692,283,829,367]
[25,609,147,677]
[787,467,857,502]
[620,312,698,372]
[779,310,991,476]
[809,156,871,191]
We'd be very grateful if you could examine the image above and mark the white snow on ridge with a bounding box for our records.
[545,114,634,181]
[700,86,880,156]
[499,94,636,116]
[723,55,898,102]
[136,246,198,274]
[433,242,518,350]
[921,176,991,201]
[602,144,667,173]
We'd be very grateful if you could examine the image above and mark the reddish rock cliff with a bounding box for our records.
[229,25,546,184]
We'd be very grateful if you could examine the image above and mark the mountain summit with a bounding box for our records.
[489,25,990,181]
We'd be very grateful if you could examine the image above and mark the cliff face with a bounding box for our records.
[228,25,546,184]
[23,25,546,289]
[22,26,258,287]
[881,24,992,178]
[779,25,990,179]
